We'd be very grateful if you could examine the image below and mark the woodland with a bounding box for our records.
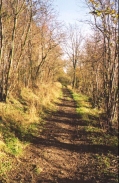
[0,0,118,182]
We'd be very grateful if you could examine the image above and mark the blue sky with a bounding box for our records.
[53,0,91,31]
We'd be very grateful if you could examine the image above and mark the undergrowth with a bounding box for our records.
[0,82,62,179]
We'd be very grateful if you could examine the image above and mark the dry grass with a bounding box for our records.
[0,82,62,177]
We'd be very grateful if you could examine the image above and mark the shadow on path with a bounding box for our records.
[7,88,118,183]
[28,88,117,183]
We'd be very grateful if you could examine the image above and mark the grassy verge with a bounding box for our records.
[71,90,118,183]
[0,82,62,180]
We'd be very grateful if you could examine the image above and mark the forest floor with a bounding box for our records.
[2,87,118,183]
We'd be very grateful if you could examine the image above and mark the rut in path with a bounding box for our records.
[7,88,112,183]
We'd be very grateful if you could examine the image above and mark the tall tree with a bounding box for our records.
[84,0,118,128]
[0,0,33,100]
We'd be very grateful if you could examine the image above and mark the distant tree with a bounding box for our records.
[64,24,83,89]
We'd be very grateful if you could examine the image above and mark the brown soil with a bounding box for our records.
[3,88,117,183]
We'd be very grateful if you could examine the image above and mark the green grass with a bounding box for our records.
[71,90,118,182]
[72,92,100,121]
[72,91,118,145]
[0,122,26,156]
[0,156,12,179]
[5,137,23,156]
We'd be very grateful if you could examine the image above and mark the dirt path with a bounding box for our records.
[6,88,117,183]
[35,88,83,182]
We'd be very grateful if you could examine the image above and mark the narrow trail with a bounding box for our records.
[29,87,94,183]
[35,88,84,182]
[7,88,116,183]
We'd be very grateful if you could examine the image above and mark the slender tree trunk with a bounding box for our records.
[4,12,18,101]
[72,67,76,89]
[0,0,4,101]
